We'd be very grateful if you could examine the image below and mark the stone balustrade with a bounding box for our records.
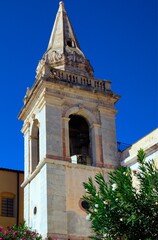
[48,68,111,92]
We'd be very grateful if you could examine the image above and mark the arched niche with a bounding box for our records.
[69,114,92,166]
[62,106,102,166]
[30,119,40,172]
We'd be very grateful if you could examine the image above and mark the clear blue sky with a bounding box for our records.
[0,0,157,170]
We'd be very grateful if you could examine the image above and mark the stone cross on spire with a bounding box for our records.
[37,1,94,77]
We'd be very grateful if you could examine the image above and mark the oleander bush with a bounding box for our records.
[0,222,42,240]
[83,149,158,240]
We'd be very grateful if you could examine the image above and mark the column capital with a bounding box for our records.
[62,117,70,122]
[90,123,101,129]
[21,121,30,134]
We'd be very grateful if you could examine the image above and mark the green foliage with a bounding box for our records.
[83,149,158,240]
[0,222,42,239]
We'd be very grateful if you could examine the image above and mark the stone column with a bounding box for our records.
[62,117,71,162]
[90,123,103,167]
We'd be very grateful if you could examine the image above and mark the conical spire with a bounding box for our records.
[39,1,94,77]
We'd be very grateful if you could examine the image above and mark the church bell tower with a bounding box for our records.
[19,2,120,239]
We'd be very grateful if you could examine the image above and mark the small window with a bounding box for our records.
[33,206,37,215]
[67,39,75,48]
[67,40,72,47]
[79,199,90,211]
[81,200,90,210]
[1,193,15,217]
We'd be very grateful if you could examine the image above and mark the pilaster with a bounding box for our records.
[90,123,103,167]
[62,117,71,162]
[98,106,119,167]
[22,122,31,177]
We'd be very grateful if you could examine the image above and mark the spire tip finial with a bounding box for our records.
[59,1,64,6]
[59,1,65,11]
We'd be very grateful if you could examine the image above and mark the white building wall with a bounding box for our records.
[29,165,48,238]
[24,184,29,225]
[121,128,158,169]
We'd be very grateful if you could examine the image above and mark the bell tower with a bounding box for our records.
[19,2,120,239]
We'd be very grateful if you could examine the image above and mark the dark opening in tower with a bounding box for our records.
[31,120,40,172]
[69,114,92,165]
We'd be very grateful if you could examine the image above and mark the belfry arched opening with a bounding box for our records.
[69,114,92,165]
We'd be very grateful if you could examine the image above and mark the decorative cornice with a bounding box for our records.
[21,157,110,188]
